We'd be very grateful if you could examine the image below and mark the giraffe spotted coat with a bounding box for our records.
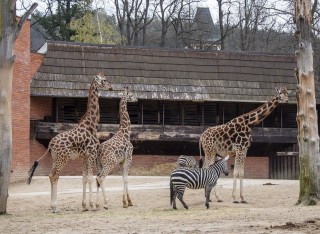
[28,73,112,213]
[199,87,290,203]
[96,87,138,209]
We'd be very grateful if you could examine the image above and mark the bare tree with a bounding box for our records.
[0,1,37,214]
[216,0,240,50]
[158,0,182,47]
[294,0,320,205]
[113,0,156,45]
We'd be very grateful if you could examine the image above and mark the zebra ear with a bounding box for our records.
[224,155,230,161]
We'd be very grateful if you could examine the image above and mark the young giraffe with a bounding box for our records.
[28,72,112,213]
[199,87,290,203]
[96,87,138,209]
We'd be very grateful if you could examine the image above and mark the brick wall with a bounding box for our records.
[30,97,52,120]
[11,19,44,182]
[133,155,269,179]
[11,19,31,181]
[30,140,87,176]
[29,153,270,179]
[228,156,269,179]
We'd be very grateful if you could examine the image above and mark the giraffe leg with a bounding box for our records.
[95,176,101,210]
[232,174,239,203]
[82,161,89,211]
[239,167,247,203]
[96,163,112,210]
[49,173,59,213]
[213,185,222,202]
[96,174,109,210]
[82,175,89,211]
[49,160,67,213]
[122,161,132,208]
[124,154,133,206]
[232,159,239,203]
[87,159,96,211]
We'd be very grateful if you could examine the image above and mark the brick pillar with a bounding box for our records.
[11,19,44,181]
[11,19,31,181]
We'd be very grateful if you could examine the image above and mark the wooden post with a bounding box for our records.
[294,0,320,205]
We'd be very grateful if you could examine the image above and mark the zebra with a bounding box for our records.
[177,155,197,169]
[170,156,229,209]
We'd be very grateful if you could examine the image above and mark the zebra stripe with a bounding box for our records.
[170,156,229,209]
[177,155,197,169]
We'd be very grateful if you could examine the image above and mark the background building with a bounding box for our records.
[11,19,310,182]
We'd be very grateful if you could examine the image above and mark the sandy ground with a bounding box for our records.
[1,176,320,234]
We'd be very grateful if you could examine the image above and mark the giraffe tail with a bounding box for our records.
[199,137,203,168]
[96,173,101,189]
[27,161,39,184]
[27,147,50,184]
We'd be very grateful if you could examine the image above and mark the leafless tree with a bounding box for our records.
[294,0,320,205]
[0,1,37,214]
[113,0,156,45]
[158,0,182,47]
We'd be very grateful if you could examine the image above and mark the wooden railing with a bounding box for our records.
[34,121,298,144]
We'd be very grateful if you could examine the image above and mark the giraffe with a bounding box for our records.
[199,87,290,203]
[28,72,112,213]
[96,87,138,209]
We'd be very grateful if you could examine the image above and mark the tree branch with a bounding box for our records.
[15,2,38,39]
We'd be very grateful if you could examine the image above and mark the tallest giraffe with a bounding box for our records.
[199,87,290,203]
[28,72,112,213]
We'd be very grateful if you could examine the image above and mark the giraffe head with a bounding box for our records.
[94,71,113,91]
[275,87,290,103]
[122,87,138,103]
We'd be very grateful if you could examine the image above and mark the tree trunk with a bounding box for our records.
[294,0,320,205]
[0,1,37,214]
[0,61,13,214]
[0,0,15,215]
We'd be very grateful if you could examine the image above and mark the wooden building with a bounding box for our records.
[28,41,308,179]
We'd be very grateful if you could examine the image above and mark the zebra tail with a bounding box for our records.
[199,137,203,168]
[27,147,50,184]
[170,180,174,206]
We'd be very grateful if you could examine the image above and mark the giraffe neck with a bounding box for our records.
[119,98,131,139]
[244,95,280,127]
[79,80,100,131]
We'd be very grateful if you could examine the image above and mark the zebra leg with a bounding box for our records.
[177,190,188,209]
[205,185,214,209]
[172,190,178,209]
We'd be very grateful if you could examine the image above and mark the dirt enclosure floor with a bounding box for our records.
[1,176,320,234]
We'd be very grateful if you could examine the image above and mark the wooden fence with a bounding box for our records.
[269,152,300,179]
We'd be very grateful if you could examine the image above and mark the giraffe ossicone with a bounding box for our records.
[199,87,290,203]
[28,72,112,213]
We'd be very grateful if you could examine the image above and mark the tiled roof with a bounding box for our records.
[31,41,299,103]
